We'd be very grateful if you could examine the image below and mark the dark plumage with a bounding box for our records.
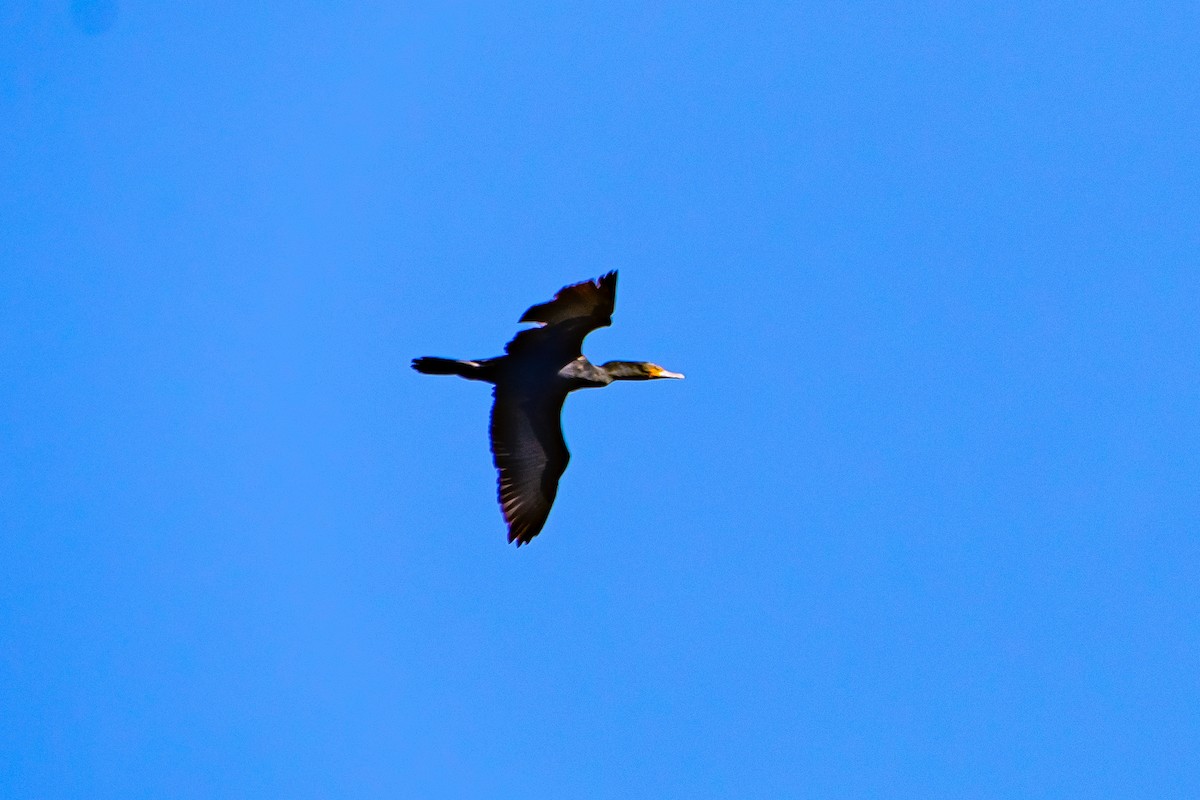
[413,272,684,545]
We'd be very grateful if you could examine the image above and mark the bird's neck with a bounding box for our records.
[558,357,613,388]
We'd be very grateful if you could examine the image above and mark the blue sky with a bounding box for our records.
[3,2,1198,797]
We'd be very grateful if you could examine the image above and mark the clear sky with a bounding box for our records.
[3,2,1198,797]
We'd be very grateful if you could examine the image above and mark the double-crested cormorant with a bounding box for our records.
[413,272,684,545]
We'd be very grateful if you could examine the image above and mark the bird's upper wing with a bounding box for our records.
[519,271,617,327]
[489,388,570,545]
[504,272,617,358]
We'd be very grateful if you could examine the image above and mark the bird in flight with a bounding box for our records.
[413,272,684,545]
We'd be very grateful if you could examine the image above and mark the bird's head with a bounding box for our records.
[600,361,686,381]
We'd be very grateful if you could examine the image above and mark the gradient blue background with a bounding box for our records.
[3,2,1198,797]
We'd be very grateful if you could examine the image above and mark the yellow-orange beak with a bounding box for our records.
[650,366,685,379]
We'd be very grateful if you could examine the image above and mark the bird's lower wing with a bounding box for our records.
[489,390,570,545]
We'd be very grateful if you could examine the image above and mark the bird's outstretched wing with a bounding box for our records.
[489,388,570,545]
[519,271,617,328]
[504,271,618,358]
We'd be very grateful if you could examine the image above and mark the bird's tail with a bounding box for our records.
[411,357,489,380]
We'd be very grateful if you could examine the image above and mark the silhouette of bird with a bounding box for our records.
[413,272,684,545]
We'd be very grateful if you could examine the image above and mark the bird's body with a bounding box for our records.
[413,272,683,545]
